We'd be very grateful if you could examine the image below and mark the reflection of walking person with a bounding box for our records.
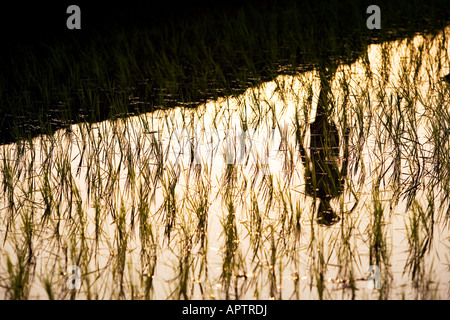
[298,61,349,226]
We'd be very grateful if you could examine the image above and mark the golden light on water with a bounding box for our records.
[0,26,449,299]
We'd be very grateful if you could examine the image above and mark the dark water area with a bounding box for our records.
[0,0,449,144]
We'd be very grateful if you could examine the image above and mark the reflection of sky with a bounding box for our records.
[0,26,449,299]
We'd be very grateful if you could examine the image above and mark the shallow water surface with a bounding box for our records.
[0,27,449,299]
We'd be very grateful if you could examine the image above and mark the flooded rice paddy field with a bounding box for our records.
[0,26,449,300]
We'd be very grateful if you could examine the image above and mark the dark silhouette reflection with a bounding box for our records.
[443,73,450,83]
[298,63,349,226]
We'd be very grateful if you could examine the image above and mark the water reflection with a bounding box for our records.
[299,63,349,225]
[0,26,449,299]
